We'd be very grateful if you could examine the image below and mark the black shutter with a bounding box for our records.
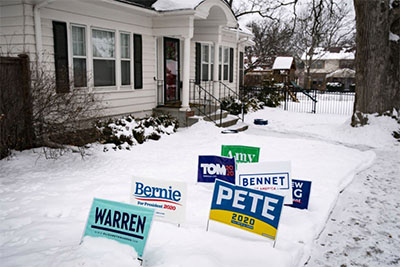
[52,21,69,93]
[134,34,143,89]
[195,42,201,85]
[229,47,234,83]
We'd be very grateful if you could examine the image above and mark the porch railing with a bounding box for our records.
[219,81,244,122]
[189,80,223,125]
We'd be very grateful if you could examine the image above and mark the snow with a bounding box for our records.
[272,57,294,70]
[326,68,355,78]
[301,47,355,61]
[1,108,399,267]
[152,0,204,11]
[389,31,400,42]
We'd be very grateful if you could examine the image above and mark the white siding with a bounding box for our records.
[39,1,157,118]
[0,2,35,58]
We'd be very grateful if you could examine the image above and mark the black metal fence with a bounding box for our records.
[241,86,355,115]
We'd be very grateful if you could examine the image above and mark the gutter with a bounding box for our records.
[34,0,55,66]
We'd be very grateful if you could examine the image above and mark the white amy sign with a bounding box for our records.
[236,161,293,204]
[130,177,187,225]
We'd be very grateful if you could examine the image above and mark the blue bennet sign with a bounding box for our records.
[209,179,284,240]
[287,179,312,210]
[83,198,154,258]
[198,155,235,183]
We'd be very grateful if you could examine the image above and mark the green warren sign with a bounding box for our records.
[221,145,260,163]
[83,198,154,258]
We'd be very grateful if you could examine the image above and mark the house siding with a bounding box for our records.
[39,1,156,118]
[0,2,35,58]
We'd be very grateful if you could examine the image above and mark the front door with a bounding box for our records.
[164,37,180,104]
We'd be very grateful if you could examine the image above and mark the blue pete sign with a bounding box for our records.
[209,179,284,240]
[286,179,312,210]
[198,155,235,183]
[83,198,154,258]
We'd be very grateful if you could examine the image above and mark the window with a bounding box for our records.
[201,44,209,81]
[120,33,131,86]
[53,21,69,93]
[72,25,87,87]
[133,34,143,89]
[223,47,229,80]
[311,60,324,69]
[210,46,214,81]
[92,29,115,87]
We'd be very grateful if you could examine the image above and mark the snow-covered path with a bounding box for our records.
[306,147,400,267]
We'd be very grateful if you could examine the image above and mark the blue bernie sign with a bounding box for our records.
[209,179,284,240]
[287,179,312,210]
[198,155,235,184]
[83,198,154,258]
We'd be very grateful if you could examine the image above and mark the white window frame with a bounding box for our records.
[223,46,229,81]
[70,24,87,88]
[91,27,116,89]
[200,43,215,82]
[120,31,132,88]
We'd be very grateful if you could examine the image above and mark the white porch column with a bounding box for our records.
[180,37,191,111]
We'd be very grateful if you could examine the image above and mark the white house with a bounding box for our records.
[0,0,252,123]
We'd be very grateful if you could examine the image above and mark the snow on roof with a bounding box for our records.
[272,57,293,70]
[301,47,355,61]
[152,0,205,11]
[326,68,355,78]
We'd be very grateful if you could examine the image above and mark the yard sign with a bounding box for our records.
[198,155,235,184]
[209,179,284,240]
[83,198,154,258]
[131,177,187,225]
[236,161,293,205]
[221,145,260,163]
[286,179,312,210]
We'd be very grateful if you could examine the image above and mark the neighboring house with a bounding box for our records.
[0,0,252,122]
[271,56,296,84]
[243,55,272,86]
[299,47,355,90]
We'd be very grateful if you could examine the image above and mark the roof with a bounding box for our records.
[115,0,157,9]
[152,0,205,11]
[272,57,294,70]
[301,47,355,61]
[326,68,355,78]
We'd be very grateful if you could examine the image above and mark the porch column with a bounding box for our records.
[180,37,191,111]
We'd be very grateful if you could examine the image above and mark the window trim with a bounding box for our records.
[71,24,87,88]
[91,27,116,88]
[120,31,132,87]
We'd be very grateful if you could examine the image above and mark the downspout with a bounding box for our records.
[34,0,54,67]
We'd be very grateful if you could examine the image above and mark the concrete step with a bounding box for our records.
[215,114,240,128]
[224,121,249,132]
[203,110,229,121]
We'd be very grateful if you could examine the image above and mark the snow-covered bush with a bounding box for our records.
[97,114,178,151]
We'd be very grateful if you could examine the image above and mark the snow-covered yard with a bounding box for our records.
[0,108,398,267]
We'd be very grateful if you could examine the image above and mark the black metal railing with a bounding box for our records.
[189,80,223,125]
[219,81,244,122]
[241,86,355,115]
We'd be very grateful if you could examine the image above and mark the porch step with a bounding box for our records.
[215,114,240,128]
[203,110,229,122]
[224,121,249,132]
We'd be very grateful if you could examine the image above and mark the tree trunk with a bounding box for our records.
[352,0,400,126]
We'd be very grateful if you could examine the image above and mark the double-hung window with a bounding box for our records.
[223,47,229,81]
[201,44,209,81]
[71,25,87,87]
[120,33,131,86]
[218,46,222,81]
[92,29,115,87]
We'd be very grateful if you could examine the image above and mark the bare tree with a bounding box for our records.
[291,0,354,89]
[245,19,294,73]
